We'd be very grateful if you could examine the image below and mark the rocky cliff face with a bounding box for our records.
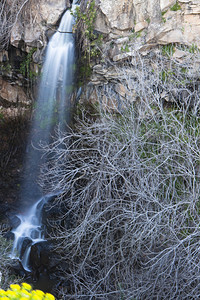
[95,0,200,48]
[79,0,200,109]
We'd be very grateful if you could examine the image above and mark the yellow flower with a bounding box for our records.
[31,295,43,300]
[10,284,21,292]
[0,290,6,296]
[5,290,16,298]
[33,290,44,297]
[44,293,55,300]
[20,289,31,297]
[21,283,32,291]
[0,283,56,300]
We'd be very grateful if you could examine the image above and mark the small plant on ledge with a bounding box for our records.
[72,0,103,84]
[170,1,181,11]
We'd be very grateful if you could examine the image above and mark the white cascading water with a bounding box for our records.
[10,0,78,271]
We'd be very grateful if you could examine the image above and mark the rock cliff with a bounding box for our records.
[78,0,200,109]
[95,0,200,48]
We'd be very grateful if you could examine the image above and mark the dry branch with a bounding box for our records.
[40,52,200,299]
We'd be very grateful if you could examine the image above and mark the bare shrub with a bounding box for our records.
[40,52,200,299]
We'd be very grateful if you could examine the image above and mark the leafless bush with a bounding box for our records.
[40,52,200,299]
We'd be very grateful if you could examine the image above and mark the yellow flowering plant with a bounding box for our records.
[0,283,55,300]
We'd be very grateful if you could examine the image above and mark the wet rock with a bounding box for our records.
[9,215,21,228]
[20,237,32,259]
[30,241,50,270]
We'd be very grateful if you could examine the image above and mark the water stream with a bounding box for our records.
[10,0,78,271]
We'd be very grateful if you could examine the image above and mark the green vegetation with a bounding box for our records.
[121,44,130,53]
[0,63,11,73]
[72,0,103,83]
[146,17,150,25]
[161,9,167,22]
[162,44,175,56]
[0,109,4,122]
[170,1,181,11]
[135,30,142,38]
[20,48,37,79]
[128,30,143,41]
[73,0,102,60]
[162,10,167,16]
[189,43,200,53]
[0,283,55,299]
[160,69,175,82]
[73,0,96,41]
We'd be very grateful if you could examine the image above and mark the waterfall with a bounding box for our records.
[10,0,78,271]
